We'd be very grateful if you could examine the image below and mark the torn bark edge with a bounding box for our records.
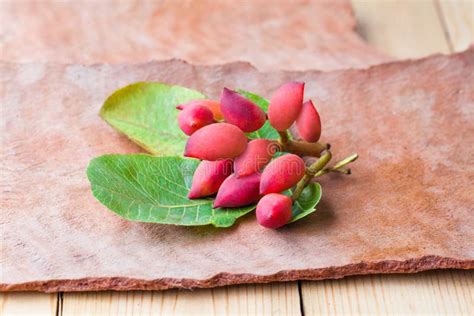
[1,255,472,292]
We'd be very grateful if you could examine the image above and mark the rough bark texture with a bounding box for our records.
[1,50,473,292]
[0,0,389,71]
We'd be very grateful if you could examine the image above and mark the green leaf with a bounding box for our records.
[272,151,289,158]
[237,89,270,111]
[286,183,322,223]
[100,82,205,156]
[237,89,279,140]
[87,154,255,227]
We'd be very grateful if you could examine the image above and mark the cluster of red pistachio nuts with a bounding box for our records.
[177,82,350,229]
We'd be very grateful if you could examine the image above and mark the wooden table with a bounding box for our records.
[1,1,473,315]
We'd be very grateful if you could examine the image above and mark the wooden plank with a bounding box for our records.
[437,0,474,51]
[61,282,301,316]
[301,270,474,315]
[352,0,451,58]
[0,292,58,316]
[301,2,472,315]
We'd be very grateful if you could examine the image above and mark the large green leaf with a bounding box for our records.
[100,82,205,156]
[87,154,255,227]
[237,89,279,140]
[287,183,322,223]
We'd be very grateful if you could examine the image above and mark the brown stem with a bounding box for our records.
[275,129,328,158]
[291,150,332,201]
[282,140,327,158]
[278,130,290,145]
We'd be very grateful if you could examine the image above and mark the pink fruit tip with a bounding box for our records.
[176,99,223,121]
[220,87,266,132]
[212,201,223,208]
[187,191,199,199]
[187,160,233,199]
[296,99,321,142]
[178,104,214,136]
[213,173,261,208]
[259,154,305,195]
[184,123,248,160]
[268,81,305,131]
[256,193,293,229]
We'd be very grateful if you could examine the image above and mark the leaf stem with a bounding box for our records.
[291,150,332,201]
[333,153,358,169]
[314,153,358,177]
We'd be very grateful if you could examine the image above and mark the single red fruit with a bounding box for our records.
[296,100,321,142]
[234,139,275,177]
[213,173,261,208]
[176,99,224,121]
[268,82,305,131]
[260,154,305,195]
[220,87,266,132]
[178,104,215,135]
[188,160,233,199]
[184,123,248,160]
[256,193,293,229]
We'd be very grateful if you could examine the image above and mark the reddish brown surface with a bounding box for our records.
[1,50,473,292]
[0,0,388,71]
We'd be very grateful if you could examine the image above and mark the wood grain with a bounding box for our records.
[0,292,57,316]
[301,270,474,315]
[61,283,300,316]
[437,0,474,51]
[352,0,451,58]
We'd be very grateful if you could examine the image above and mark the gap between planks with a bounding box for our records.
[352,0,451,58]
[436,0,474,52]
[0,292,60,316]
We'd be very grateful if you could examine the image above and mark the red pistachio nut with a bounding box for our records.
[188,160,233,199]
[296,100,321,142]
[234,139,276,177]
[260,154,305,195]
[177,99,224,121]
[268,81,304,131]
[220,88,266,132]
[256,193,293,229]
[184,123,248,160]
[213,173,261,208]
[178,104,215,135]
